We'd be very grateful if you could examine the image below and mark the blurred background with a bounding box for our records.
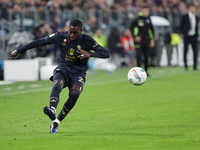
[0,0,200,81]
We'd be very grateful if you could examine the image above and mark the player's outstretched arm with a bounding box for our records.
[9,34,57,60]
[89,44,110,59]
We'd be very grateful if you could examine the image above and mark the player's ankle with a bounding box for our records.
[54,118,61,125]
[51,107,56,113]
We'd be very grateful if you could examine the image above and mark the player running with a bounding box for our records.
[9,19,110,133]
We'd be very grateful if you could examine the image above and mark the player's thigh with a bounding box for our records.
[69,74,86,92]
[53,71,67,88]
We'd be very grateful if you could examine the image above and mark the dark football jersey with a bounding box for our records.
[17,31,110,73]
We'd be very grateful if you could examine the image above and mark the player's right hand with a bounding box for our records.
[9,50,18,60]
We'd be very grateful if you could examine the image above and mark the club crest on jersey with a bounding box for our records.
[146,19,150,23]
[68,48,75,56]
[62,38,67,46]
[63,38,67,42]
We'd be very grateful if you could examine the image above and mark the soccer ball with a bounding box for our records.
[127,67,147,85]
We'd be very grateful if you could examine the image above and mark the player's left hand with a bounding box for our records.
[77,49,91,59]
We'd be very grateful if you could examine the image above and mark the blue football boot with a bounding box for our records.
[50,122,58,133]
[43,106,56,120]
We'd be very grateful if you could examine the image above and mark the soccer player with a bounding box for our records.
[9,19,110,133]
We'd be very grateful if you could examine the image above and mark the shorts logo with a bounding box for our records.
[68,48,75,55]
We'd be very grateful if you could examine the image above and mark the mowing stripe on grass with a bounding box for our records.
[0,67,195,97]
[0,78,127,96]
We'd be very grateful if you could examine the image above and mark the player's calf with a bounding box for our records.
[49,81,62,110]
[57,89,81,121]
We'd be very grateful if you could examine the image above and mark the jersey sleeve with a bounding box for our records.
[148,18,155,39]
[88,38,110,58]
[179,15,185,35]
[17,33,58,53]
[130,18,138,37]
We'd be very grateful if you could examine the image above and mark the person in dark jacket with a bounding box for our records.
[180,4,199,71]
[130,6,155,76]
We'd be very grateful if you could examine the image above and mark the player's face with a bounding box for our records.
[141,8,149,17]
[69,25,82,40]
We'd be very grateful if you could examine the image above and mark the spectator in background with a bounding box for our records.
[170,27,181,65]
[120,29,135,66]
[43,23,53,56]
[63,21,70,31]
[93,29,107,49]
[108,28,126,67]
[43,23,52,36]
[35,23,53,57]
[84,16,97,35]
[52,15,62,33]
[89,29,116,73]
[51,15,62,63]
[35,24,46,57]
[180,3,199,71]
[163,27,173,66]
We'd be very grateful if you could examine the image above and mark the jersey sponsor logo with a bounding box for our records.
[68,48,75,56]
[138,22,144,26]
[146,19,150,23]
[138,20,144,26]
[62,42,67,46]
[49,33,55,38]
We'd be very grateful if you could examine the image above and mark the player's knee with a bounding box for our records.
[53,79,64,89]
[69,89,81,99]
[52,81,62,92]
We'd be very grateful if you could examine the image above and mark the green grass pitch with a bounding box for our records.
[0,66,199,150]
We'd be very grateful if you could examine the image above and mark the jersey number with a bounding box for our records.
[78,77,85,85]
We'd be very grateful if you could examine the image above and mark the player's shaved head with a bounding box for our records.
[69,19,83,40]
[69,19,83,29]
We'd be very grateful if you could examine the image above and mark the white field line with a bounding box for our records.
[0,78,127,97]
